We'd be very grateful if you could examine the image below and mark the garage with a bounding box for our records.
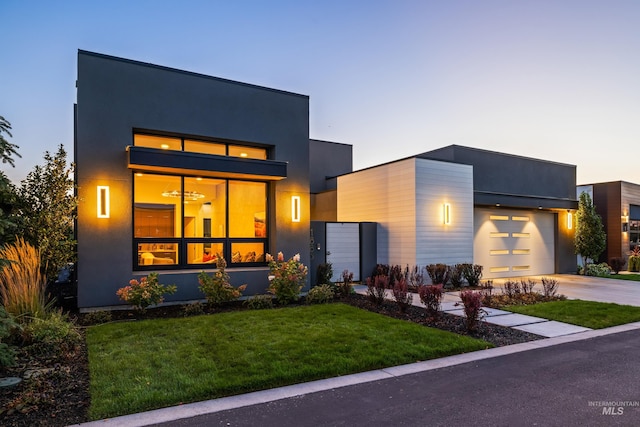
[474,208,555,279]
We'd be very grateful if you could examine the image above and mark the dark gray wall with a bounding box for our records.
[76,50,310,308]
[309,139,352,193]
[421,145,577,206]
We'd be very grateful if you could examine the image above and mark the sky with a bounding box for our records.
[1,0,639,186]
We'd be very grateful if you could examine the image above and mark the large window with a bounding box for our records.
[134,173,267,269]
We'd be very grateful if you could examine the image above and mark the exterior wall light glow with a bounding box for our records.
[97,186,110,218]
[622,215,629,232]
[567,212,573,230]
[291,196,301,222]
[443,203,451,225]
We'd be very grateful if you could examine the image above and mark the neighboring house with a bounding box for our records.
[577,181,640,263]
[337,146,578,279]
[75,50,579,309]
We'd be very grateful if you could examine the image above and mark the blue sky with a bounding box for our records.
[2,0,639,185]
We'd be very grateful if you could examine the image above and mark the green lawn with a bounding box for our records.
[87,303,490,420]
[505,300,640,329]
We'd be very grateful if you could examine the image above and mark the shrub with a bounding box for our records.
[629,247,640,272]
[426,263,450,286]
[585,262,611,277]
[459,290,485,332]
[316,262,334,288]
[407,265,425,291]
[267,252,308,305]
[116,272,177,312]
[306,284,335,304]
[388,264,406,288]
[182,302,205,317]
[520,278,537,294]
[418,284,443,317]
[541,277,559,298]
[461,264,483,287]
[448,264,465,288]
[392,278,413,313]
[479,280,494,297]
[199,257,247,305]
[0,237,51,320]
[609,257,626,274]
[336,269,354,298]
[0,306,18,367]
[371,264,389,279]
[366,275,388,305]
[502,280,521,298]
[22,310,81,358]
[244,294,274,310]
[83,310,112,325]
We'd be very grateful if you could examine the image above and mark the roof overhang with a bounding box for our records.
[127,146,287,180]
[475,191,578,210]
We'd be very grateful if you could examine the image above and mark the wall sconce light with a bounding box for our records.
[97,186,110,218]
[567,212,573,230]
[291,196,300,222]
[443,203,451,225]
[622,215,629,233]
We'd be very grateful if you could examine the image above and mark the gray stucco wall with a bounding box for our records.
[76,50,310,308]
[309,139,352,193]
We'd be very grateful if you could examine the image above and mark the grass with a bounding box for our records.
[505,299,640,329]
[606,273,640,282]
[87,303,490,420]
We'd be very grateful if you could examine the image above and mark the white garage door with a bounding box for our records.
[326,223,360,282]
[474,209,555,279]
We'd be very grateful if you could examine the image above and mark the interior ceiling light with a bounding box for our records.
[161,190,205,201]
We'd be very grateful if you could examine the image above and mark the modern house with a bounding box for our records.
[577,181,640,263]
[75,50,579,309]
[336,146,578,279]
[75,50,314,309]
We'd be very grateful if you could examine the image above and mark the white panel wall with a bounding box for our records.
[415,159,474,265]
[338,158,417,266]
[326,223,361,281]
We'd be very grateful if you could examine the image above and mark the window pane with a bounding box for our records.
[229,181,267,238]
[134,134,181,151]
[184,140,226,156]
[186,243,224,265]
[228,145,267,160]
[134,174,182,237]
[184,177,226,238]
[231,242,266,264]
[137,243,178,266]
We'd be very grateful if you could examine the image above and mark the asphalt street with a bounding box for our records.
[154,329,640,427]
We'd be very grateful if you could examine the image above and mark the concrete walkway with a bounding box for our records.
[353,283,592,338]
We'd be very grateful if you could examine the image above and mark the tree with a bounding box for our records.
[0,116,21,168]
[15,145,76,279]
[575,191,606,271]
[0,171,18,245]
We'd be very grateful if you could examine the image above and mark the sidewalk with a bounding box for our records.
[353,285,592,338]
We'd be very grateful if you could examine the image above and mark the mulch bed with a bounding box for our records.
[0,294,543,426]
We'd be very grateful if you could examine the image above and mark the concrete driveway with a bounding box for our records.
[503,274,640,306]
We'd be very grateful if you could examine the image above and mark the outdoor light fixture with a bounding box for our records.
[443,203,451,225]
[567,212,573,230]
[97,186,110,218]
[622,214,629,232]
[291,196,301,222]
